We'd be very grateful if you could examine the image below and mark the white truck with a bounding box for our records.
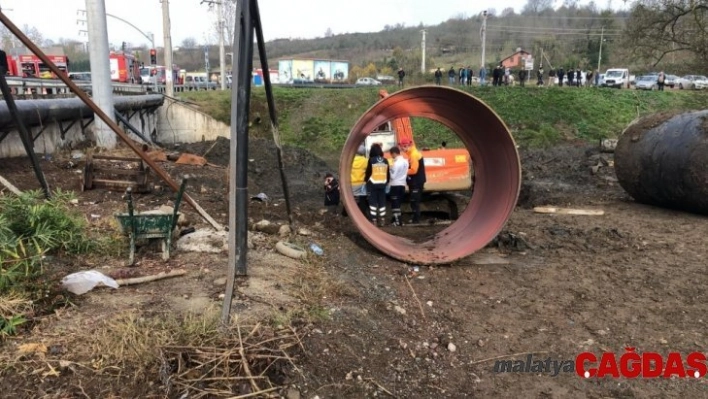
[602,68,631,89]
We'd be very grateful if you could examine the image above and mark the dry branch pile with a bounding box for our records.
[160,323,304,398]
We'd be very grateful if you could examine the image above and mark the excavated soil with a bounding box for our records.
[1,138,707,398]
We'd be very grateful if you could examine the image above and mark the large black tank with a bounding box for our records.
[614,110,708,215]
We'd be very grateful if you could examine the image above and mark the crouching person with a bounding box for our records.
[323,173,340,216]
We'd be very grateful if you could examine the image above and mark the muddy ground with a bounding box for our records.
[1,137,707,398]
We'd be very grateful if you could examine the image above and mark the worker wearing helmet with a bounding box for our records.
[398,138,426,224]
[351,144,369,217]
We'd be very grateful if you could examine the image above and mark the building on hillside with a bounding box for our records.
[277,59,349,84]
[500,48,532,69]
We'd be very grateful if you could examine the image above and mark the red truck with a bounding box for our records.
[15,54,69,78]
[109,51,141,83]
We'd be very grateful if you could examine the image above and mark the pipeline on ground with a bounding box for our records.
[615,110,708,216]
[338,86,522,265]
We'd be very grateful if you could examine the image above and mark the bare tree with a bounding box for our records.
[522,0,554,15]
[501,7,516,17]
[181,37,198,49]
[324,28,334,37]
[623,0,708,70]
[209,0,237,46]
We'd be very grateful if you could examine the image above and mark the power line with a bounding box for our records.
[487,24,622,32]
[486,29,622,36]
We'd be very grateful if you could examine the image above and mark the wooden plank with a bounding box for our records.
[0,174,22,195]
[92,168,144,176]
[533,206,605,216]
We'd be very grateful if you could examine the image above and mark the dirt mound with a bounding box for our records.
[170,136,333,210]
[517,143,625,207]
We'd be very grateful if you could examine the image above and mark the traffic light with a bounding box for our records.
[150,49,157,65]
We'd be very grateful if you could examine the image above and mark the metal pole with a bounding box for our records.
[222,0,253,323]
[85,0,117,149]
[251,0,293,226]
[150,33,157,92]
[161,0,174,97]
[218,0,226,90]
[0,51,50,198]
[0,9,223,231]
[420,29,426,74]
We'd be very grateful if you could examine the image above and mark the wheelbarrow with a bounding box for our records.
[114,177,189,265]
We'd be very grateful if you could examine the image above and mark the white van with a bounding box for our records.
[603,68,630,89]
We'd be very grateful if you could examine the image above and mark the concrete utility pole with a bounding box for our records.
[218,1,226,90]
[85,0,116,149]
[597,26,604,75]
[421,29,426,74]
[480,10,488,70]
[161,0,174,97]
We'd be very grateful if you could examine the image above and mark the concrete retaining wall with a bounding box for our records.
[155,99,230,145]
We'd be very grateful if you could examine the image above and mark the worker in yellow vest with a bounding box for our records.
[351,144,369,217]
[364,143,390,227]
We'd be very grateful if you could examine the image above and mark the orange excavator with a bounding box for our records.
[365,90,473,192]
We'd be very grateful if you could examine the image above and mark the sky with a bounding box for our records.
[0,0,627,48]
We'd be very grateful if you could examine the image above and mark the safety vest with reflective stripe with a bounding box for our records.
[369,159,388,184]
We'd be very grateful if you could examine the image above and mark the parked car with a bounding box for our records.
[677,75,708,90]
[68,72,91,81]
[665,74,678,88]
[635,75,658,90]
[356,77,382,86]
[602,68,631,88]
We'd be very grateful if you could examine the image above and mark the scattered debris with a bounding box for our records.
[275,240,307,259]
[61,270,119,295]
[176,228,228,253]
[278,224,292,237]
[251,192,269,202]
[175,153,207,166]
[600,138,618,152]
[115,269,187,287]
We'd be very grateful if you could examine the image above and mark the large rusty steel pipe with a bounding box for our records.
[339,86,521,265]
[615,110,708,215]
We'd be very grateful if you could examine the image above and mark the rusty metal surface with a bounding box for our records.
[615,110,708,215]
[338,86,522,265]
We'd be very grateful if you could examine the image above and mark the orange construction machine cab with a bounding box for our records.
[364,90,473,192]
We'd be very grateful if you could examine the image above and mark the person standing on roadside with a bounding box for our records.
[434,67,443,85]
[657,71,666,91]
[388,146,409,226]
[397,68,406,87]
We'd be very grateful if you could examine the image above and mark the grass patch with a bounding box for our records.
[181,86,708,151]
[0,189,118,338]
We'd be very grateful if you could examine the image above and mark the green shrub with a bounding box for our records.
[0,189,93,291]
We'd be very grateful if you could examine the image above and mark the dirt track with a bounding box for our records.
[1,138,707,398]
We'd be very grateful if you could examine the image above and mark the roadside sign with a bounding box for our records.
[525,58,534,70]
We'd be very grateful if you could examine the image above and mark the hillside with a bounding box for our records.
[179,86,708,155]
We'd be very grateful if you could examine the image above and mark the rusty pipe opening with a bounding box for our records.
[338,86,521,265]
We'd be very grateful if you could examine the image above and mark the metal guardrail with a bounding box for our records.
[4,76,148,94]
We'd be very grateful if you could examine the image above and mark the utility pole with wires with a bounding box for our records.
[420,29,426,74]
[480,10,488,69]
[161,0,174,97]
[597,26,604,76]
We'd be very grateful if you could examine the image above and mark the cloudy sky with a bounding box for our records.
[1,0,626,47]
